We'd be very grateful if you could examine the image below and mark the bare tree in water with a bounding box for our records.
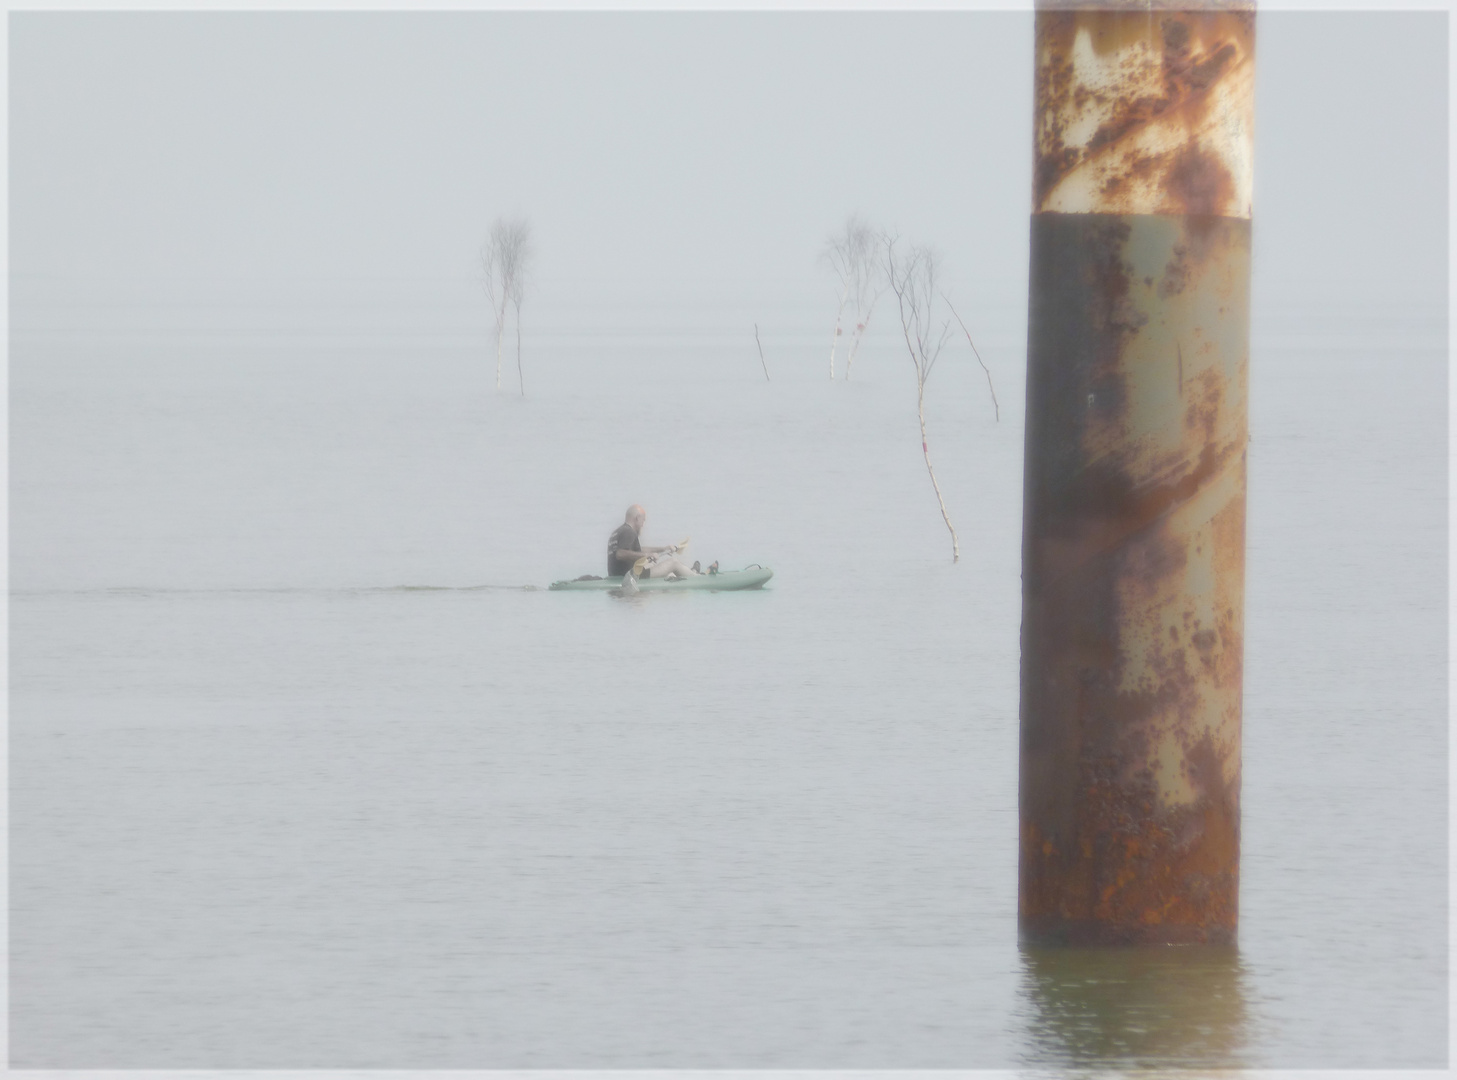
[821,214,881,380]
[843,226,885,381]
[480,216,532,394]
[886,237,959,562]
[479,228,506,390]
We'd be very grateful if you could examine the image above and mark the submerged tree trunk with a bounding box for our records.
[828,283,848,379]
[514,300,524,396]
[917,382,959,563]
[844,307,875,380]
[494,295,508,391]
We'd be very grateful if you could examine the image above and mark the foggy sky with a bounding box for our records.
[10,11,1448,335]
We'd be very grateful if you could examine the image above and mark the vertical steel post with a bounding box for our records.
[1018,0,1255,946]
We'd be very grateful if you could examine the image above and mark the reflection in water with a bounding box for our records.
[1016,945,1253,1069]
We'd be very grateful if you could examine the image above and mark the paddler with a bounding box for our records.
[607,504,699,579]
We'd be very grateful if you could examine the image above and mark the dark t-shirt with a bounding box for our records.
[607,522,642,576]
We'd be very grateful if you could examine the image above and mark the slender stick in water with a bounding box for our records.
[755,324,770,382]
[515,299,524,396]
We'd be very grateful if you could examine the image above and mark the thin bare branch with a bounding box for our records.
[943,293,1000,422]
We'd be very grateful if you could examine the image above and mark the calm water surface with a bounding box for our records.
[9,307,1446,1066]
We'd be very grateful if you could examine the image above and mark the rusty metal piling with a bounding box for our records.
[1018,0,1255,946]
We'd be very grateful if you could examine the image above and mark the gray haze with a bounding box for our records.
[10,12,1448,344]
[8,10,1448,1070]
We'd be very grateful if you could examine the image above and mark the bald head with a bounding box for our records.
[625,504,645,530]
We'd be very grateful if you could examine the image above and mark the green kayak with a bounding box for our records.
[549,567,773,591]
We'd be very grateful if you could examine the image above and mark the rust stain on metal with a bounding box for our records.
[1019,209,1249,946]
[1033,7,1254,218]
[1020,0,1253,948]
[1164,145,1236,218]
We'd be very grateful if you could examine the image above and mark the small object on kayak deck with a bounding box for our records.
[708,561,719,575]
[691,561,701,573]
[550,566,771,591]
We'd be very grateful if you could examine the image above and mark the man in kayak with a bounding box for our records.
[608,504,699,579]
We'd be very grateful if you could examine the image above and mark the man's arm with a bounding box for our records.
[615,543,670,557]
[609,542,668,570]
